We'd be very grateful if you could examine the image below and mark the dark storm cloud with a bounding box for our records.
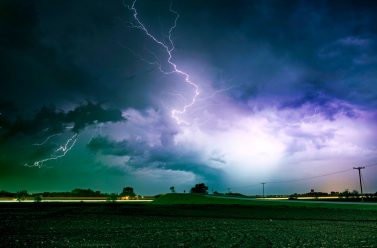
[87,135,141,156]
[87,135,224,182]
[166,0,377,109]
[2,0,377,193]
[0,102,124,141]
[0,0,92,108]
[65,102,125,132]
[0,0,164,111]
[2,0,377,111]
[280,92,359,121]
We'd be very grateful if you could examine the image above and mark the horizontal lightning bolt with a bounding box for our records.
[33,133,62,146]
[25,133,78,168]
[127,0,200,125]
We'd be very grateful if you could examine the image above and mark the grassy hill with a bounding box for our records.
[153,193,377,210]
[153,193,252,205]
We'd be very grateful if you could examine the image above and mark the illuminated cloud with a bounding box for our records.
[1,0,377,194]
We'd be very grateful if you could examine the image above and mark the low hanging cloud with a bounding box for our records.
[87,135,143,157]
[279,92,360,121]
[0,102,125,140]
[65,102,125,132]
[0,101,126,169]
[86,107,226,185]
[86,102,377,189]
[87,134,224,184]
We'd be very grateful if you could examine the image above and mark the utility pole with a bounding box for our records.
[261,183,266,198]
[353,166,365,199]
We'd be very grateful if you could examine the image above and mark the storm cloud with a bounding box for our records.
[1,0,377,194]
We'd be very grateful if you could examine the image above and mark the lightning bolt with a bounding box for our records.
[33,133,62,146]
[197,85,240,102]
[25,133,78,168]
[127,0,200,125]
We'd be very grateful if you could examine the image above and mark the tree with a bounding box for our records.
[16,190,28,202]
[352,190,360,198]
[121,187,135,197]
[0,190,15,198]
[71,188,102,197]
[33,195,42,203]
[340,189,350,198]
[107,193,118,203]
[169,186,175,193]
[190,183,208,194]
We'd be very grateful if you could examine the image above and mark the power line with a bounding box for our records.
[229,161,377,190]
[364,162,377,169]
[267,162,377,184]
[267,168,354,184]
[230,183,261,190]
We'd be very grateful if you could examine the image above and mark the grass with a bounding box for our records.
[1,194,376,247]
[153,193,377,210]
[1,201,376,247]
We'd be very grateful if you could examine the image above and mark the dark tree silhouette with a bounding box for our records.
[169,186,175,193]
[190,183,208,194]
[352,190,360,198]
[71,188,102,197]
[107,193,118,203]
[340,189,351,198]
[33,195,42,203]
[16,190,28,202]
[0,190,15,197]
[121,186,135,197]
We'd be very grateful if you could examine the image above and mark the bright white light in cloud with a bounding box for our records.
[174,115,286,181]
[91,81,377,192]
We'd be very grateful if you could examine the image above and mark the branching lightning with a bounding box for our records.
[25,0,200,168]
[127,0,200,125]
[33,133,62,146]
[197,85,240,102]
[25,133,78,168]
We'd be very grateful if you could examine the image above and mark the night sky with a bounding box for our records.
[1,0,377,195]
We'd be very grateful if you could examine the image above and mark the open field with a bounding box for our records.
[1,194,376,247]
[155,194,377,210]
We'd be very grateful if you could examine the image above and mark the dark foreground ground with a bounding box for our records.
[0,202,376,247]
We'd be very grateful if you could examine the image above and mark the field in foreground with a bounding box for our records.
[0,195,376,247]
